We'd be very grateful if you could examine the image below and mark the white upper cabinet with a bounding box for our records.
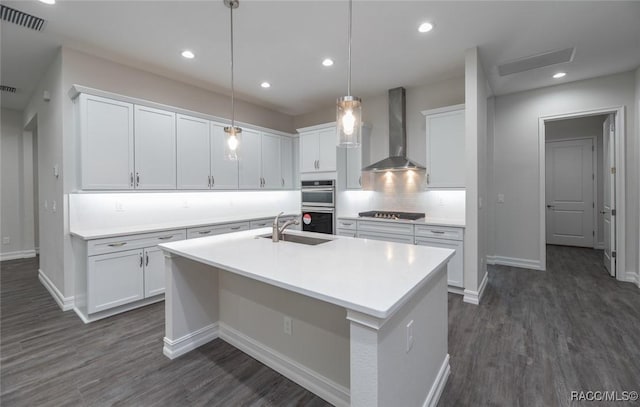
[78,94,134,190]
[134,105,177,189]
[238,129,262,189]
[261,133,282,189]
[280,137,294,189]
[210,123,239,190]
[298,125,337,173]
[176,114,210,190]
[423,104,465,188]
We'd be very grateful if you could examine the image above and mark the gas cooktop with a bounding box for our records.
[358,211,425,221]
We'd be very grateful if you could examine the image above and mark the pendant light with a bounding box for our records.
[224,0,241,160]
[336,0,361,148]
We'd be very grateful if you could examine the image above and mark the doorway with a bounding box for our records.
[540,108,624,279]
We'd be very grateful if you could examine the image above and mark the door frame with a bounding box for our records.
[544,136,598,249]
[538,106,625,280]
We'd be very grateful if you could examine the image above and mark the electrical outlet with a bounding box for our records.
[497,193,505,204]
[115,201,124,212]
[52,200,57,212]
[283,316,292,336]
[182,200,189,208]
[2,237,10,245]
[406,320,414,353]
[439,197,445,206]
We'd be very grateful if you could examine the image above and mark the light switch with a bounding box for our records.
[497,194,505,203]
[406,320,414,353]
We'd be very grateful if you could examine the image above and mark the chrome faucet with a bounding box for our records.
[272,212,300,242]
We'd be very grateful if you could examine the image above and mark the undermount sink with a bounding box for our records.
[259,233,331,246]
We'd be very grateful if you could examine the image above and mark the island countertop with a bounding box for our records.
[159,229,454,320]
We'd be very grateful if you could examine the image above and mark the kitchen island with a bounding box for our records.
[159,229,453,407]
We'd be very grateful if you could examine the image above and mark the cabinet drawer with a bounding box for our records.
[414,225,463,241]
[336,229,357,238]
[88,229,186,256]
[250,218,274,229]
[357,231,414,245]
[187,221,250,239]
[357,220,413,236]
[337,218,357,231]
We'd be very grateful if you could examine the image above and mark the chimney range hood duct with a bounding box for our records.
[363,87,426,172]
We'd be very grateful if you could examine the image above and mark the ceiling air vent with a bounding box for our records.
[0,4,46,32]
[0,85,17,93]
[497,47,575,76]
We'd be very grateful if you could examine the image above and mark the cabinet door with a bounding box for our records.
[176,114,210,189]
[79,94,134,190]
[357,231,414,245]
[261,133,281,189]
[210,124,239,189]
[300,131,319,173]
[345,146,363,189]
[143,247,165,297]
[87,249,144,314]
[318,127,337,171]
[336,229,357,238]
[134,105,177,189]
[292,137,300,189]
[280,136,294,189]
[415,237,464,287]
[426,108,465,188]
[238,129,262,189]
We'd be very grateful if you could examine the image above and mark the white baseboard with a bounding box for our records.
[163,323,220,360]
[486,255,543,271]
[447,285,464,296]
[38,269,74,311]
[74,295,164,324]
[594,242,605,250]
[621,271,639,287]
[1,249,36,261]
[219,322,350,407]
[463,271,488,305]
[422,354,450,407]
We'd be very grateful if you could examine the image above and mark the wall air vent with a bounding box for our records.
[0,85,17,93]
[0,4,46,32]
[497,47,575,76]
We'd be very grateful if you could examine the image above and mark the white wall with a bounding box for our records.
[636,67,640,288]
[464,47,489,299]
[491,71,637,278]
[545,115,607,246]
[1,108,35,260]
[293,76,465,167]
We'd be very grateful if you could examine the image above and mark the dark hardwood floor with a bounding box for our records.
[1,245,639,406]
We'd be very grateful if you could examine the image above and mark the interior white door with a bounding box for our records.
[545,138,594,247]
[176,114,210,189]
[134,105,177,189]
[210,124,239,189]
[602,115,616,276]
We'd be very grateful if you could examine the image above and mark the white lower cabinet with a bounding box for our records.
[336,229,357,238]
[415,237,464,288]
[357,231,414,244]
[87,249,145,314]
[187,221,251,239]
[143,246,166,297]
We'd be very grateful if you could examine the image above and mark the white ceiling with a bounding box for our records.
[2,1,639,115]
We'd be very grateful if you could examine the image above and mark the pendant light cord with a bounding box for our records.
[347,0,352,97]
[230,2,236,129]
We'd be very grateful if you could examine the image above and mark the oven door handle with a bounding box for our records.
[302,207,335,214]
[301,188,335,192]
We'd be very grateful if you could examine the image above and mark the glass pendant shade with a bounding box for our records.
[337,96,361,147]
[224,126,241,161]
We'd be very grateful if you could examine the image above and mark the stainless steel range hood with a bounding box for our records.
[363,87,426,172]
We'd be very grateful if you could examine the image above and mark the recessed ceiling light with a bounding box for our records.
[418,22,434,33]
[39,0,56,4]
[181,50,195,59]
[322,58,334,67]
[260,82,271,88]
[553,72,566,79]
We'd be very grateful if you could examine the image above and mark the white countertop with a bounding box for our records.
[159,229,454,320]
[70,213,300,240]
[338,215,466,228]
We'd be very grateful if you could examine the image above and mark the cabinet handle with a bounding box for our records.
[208,175,211,188]
[230,226,241,230]
[211,176,215,186]
[281,178,284,187]
[139,254,143,268]
[358,176,361,186]
[426,173,430,184]
[198,230,212,235]
[342,222,353,226]
[108,242,127,247]
[136,172,140,187]
[430,230,445,234]
[145,253,149,266]
[130,172,134,187]
[158,235,173,240]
